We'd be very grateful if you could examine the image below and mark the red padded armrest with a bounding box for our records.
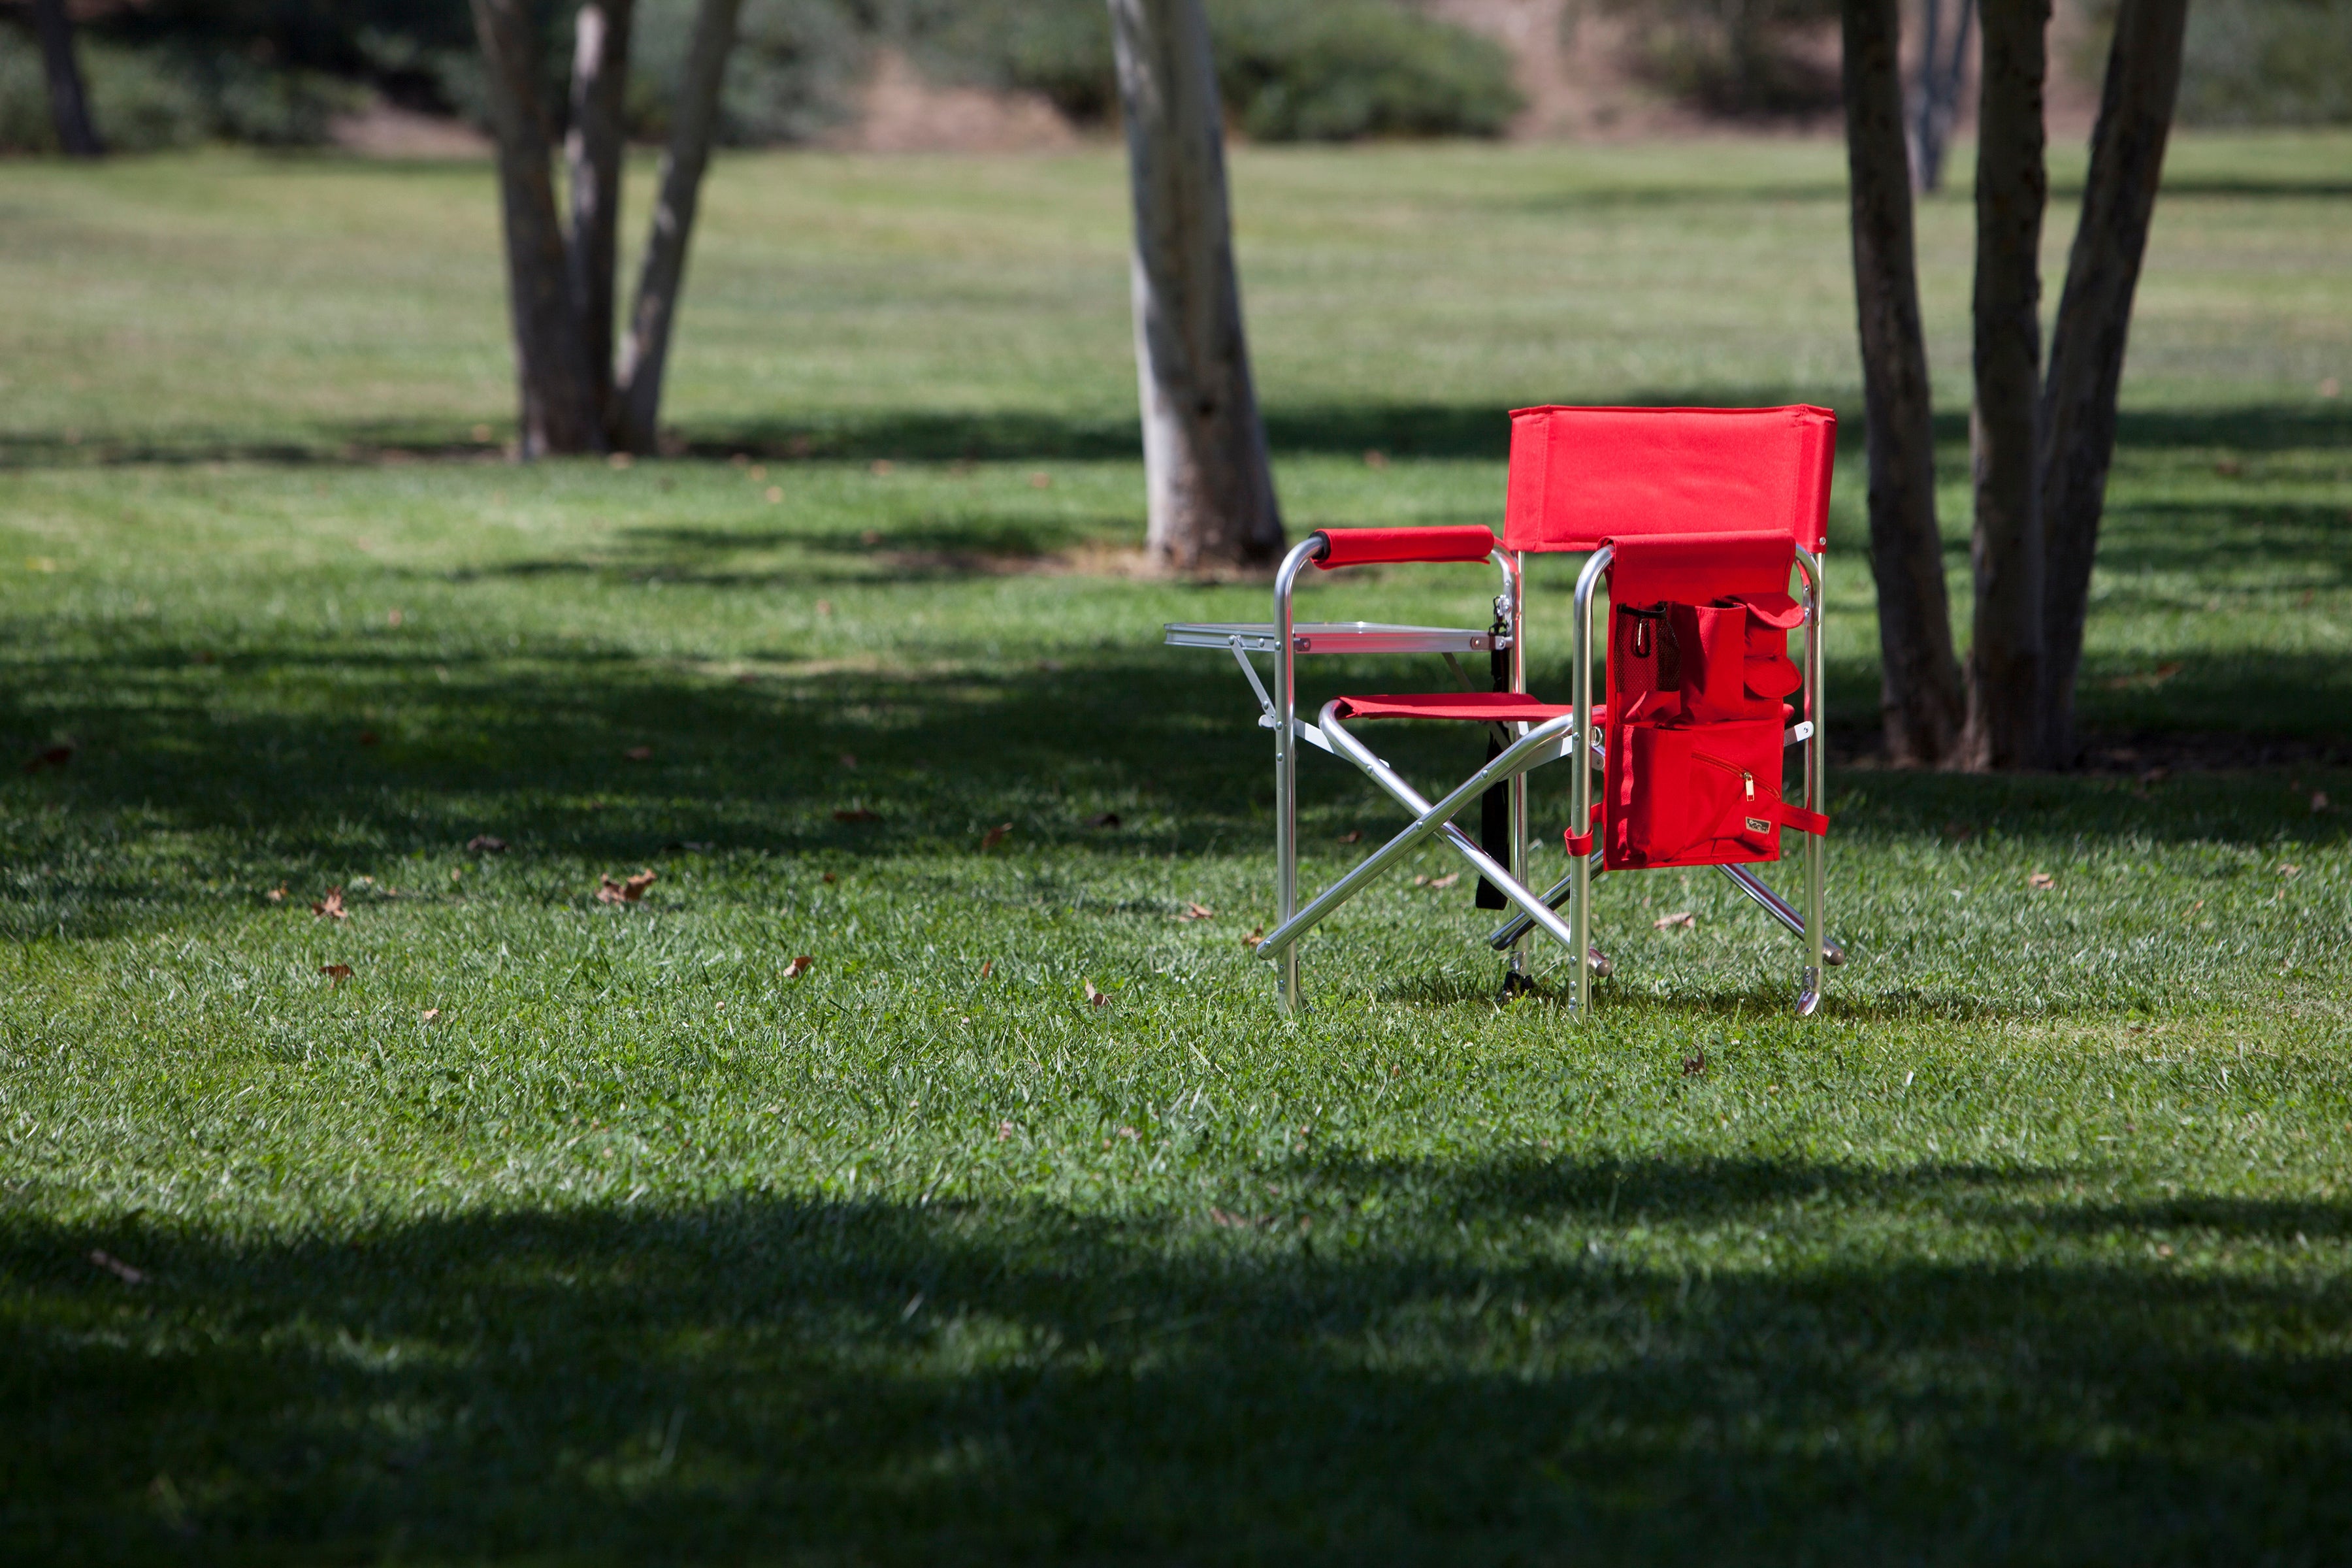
[1311,525,1499,570]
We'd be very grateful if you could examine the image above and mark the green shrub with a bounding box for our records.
[0,28,213,152]
[1593,0,1840,117]
[2175,0,2352,125]
[631,0,870,146]
[1213,0,1522,139]
[898,0,1522,141]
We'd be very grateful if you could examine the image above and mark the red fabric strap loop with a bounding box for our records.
[1312,525,1499,570]
[1563,804,1603,856]
[1775,802,1829,836]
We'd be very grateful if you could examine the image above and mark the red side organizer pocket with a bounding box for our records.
[1607,718,1786,870]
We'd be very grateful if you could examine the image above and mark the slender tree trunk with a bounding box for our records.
[31,0,103,157]
[613,0,742,455]
[470,0,604,457]
[1959,0,2048,770]
[1106,0,1284,573]
[1909,0,1973,193]
[1843,0,1965,766]
[566,0,635,423]
[2036,0,2187,766]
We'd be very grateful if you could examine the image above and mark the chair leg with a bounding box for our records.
[1256,708,1584,964]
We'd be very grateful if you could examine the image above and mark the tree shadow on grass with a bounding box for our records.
[5,1157,2348,1562]
[0,620,2344,945]
[7,397,2347,472]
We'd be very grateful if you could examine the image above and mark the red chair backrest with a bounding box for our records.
[1501,405,1836,555]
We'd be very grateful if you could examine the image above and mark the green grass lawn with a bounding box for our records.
[2,135,2349,1562]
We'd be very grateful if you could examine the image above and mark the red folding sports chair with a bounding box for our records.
[1164,404,1842,1015]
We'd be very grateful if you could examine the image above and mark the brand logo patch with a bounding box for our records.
[1745,817,1771,834]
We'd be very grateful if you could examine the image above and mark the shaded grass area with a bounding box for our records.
[1,139,2349,1560]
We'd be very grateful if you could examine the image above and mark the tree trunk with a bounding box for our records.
[1842,0,1965,766]
[1909,0,1973,193]
[1105,0,1284,574]
[470,0,604,457]
[566,0,635,423]
[1959,0,2048,770]
[2035,0,2188,766]
[613,0,743,456]
[31,0,103,157]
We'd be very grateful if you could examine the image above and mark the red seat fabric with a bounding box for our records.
[1503,406,1835,555]
[1313,525,1499,570]
[1328,692,1603,725]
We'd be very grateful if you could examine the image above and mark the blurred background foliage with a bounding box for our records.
[0,0,2344,154]
[0,0,1520,151]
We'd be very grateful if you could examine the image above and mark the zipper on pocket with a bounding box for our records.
[1694,749,1754,801]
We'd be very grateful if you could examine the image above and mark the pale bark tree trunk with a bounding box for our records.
[1106,0,1284,573]
[1908,0,1973,192]
[31,0,103,157]
[1959,0,2048,770]
[1842,0,1965,766]
[470,0,604,456]
[613,0,742,455]
[566,0,635,423]
[2035,0,2188,766]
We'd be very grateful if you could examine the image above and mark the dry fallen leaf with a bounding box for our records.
[2315,791,2332,814]
[998,1120,1015,1141]
[1429,872,1460,890]
[1085,811,1121,829]
[603,868,657,904]
[979,958,994,979]
[22,742,75,774]
[782,955,813,980]
[834,807,881,824]
[839,751,858,770]
[1682,1050,1707,1076]
[624,745,653,762]
[1337,829,1363,844]
[88,1249,146,1284]
[2028,871,2057,890]
[312,887,348,921]
[821,871,838,884]
[1029,470,1053,489]
[764,485,782,504]
[1241,924,1265,949]
[2138,765,2170,787]
[265,884,288,903]
[421,1008,441,1022]
[1118,1125,1139,1140]
[981,823,1012,851]
[386,608,404,627]
[1179,902,1215,921]
[1363,448,1390,469]
[358,730,380,747]
[2278,862,2302,877]
[1654,910,1697,930]
[466,834,507,855]
[1083,980,1110,1008]
[814,598,832,617]
[1209,1207,1247,1228]
[319,963,353,984]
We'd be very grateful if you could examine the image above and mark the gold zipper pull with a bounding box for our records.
[1742,770,1754,800]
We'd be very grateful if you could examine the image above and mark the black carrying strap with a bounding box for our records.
[1475,623,1512,909]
